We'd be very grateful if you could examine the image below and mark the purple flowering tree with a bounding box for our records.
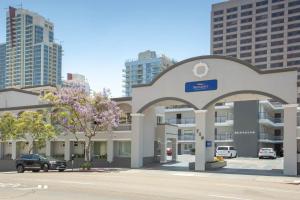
[44,87,120,162]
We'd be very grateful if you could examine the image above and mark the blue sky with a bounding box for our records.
[0,0,222,97]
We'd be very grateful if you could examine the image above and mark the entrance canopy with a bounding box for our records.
[131,55,297,113]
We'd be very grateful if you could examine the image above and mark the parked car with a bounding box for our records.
[166,148,172,156]
[16,154,67,173]
[258,148,277,159]
[216,146,237,158]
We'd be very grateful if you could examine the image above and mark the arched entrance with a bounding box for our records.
[130,55,298,176]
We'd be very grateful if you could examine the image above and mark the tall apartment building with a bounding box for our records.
[123,50,175,96]
[211,0,300,99]
[4,6,62,89]
[63,73,90,94]
[0,44,5,89]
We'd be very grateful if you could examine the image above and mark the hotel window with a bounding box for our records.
[288,45,300,51]
[240,31,252,37]
[241,4,252,10]
[255,50,267,56]
[256,14,268,21]
[287,60,300,66]
[256,0,268,7]
[271,48,283,53]
[270,62,283,68]
[255,29,267,35]
[288,30,300,37]
[289,1,300,7]
[256,7,268,14]
[288,23,300,29]
[272,4,284,10]
[255,36,267,42]
[214,23,223,28]
[227,14,237,20]
[213,50,223,54]
[227,21,237,26]
[255,43,267,49]
[214,10,224,16]
[289,7,300,15]
[287,52,300,58]
[240,45,251,51]
[226,34,237,40]
[226,41,237,46]
[214,17,223,22]
[241,24,252,30]
[214,30,223,35]
[256,21,267,28]
[227,27,237,33]
[272,11,284,18]
[241,18,252,23]
[227,7,237,13]
[241,11,252,16]
[272,18,284,25]
[271,55,283,60]
[271,40,283,46]
[272,0,284,3]
[255,57,267,62]
[271,33,283,39]
[240,52,252,57]
[288,15,300,22]
[213,43,223,48]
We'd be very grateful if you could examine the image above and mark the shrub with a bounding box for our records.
[80,162,92,170]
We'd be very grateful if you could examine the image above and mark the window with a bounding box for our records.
[214,10,224,15]
[288,15,300,22]
[288,45,300,51]
[256,21,267,28]
[271,40,283,46]
[25,15,32,25]
[255,57,267,62]
[241,4,252,10]
[241,11,252,16]
[214,30,223,35]
[227,21,237,26]
[272,18,284,25]
[287,60,300,66]
[241,24,252,30]
[227,27,237,33]
[256,29,267,35]
[272,0,284,3]
[289,7,300,15]
[214,23,223,28]
[256,0,268,7]
[226,34,237,40]
[272,11,284,18]
[255,50,267,56]
[288,30,300,37]
[271,62,283,68]
[287,52,300,58]
[227,14,237,19]
[271,33,283,39]
[240,45,252,51]
[255,36,267,42]
[226,41,237,46]
[227,7,237,13]
[241,38,252,44]
[271,48,283,53]
[271,26,284,32]
[241,18,252,23]
[272,4,284,10]
[214,17,223,22]
[114,141,131,157]
[256,14,268,21]
[256,7,268,14]
[271,55,283,60]
[240,52,252,57]
[240,31,252,37]
[256,64,267,69]
[289,0,300,7]
[213,43,223,48]
[226,48,236,53]
[213,36,223,42]
[255,43,267,48]
[213,50,223,54]
[288,23,300,29]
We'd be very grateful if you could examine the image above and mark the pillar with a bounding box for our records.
[206,105,215,162]
[107,137,114,163]
[160,141,167,163]
[46,141,51,157]
[172,139,177,161]
[64,139,71,161]
[194,110,207,171]
[131,113,144,168]
[283,104,298,176]
[11,141,17,160]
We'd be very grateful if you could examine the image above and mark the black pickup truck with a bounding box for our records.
[16,154,67,173]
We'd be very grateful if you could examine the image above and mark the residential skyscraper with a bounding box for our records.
[123,50,176,96]
[0,44,6,89]
[4,6,62,88]
[211,0,300,101]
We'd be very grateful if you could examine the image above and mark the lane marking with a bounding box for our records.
[208,194,252,200]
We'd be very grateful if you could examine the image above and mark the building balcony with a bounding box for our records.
[215,116,234,127]
[259,133,283,143]
[215,132,233,142]
[259,112,283,127]
[178,134,195,141]
[166,118,195,125]
[113,124,131,131]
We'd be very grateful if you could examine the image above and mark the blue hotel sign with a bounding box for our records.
[185,79,218,93]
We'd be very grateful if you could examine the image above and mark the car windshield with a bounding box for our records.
[217,147,228,150]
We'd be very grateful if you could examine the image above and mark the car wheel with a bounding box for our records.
[43,164,49,172]
[17,165,24,173]
[230,153,233,158]
[259,157,262,159]
[58,169,65,172]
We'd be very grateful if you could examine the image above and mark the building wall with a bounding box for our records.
[0,44,6,89]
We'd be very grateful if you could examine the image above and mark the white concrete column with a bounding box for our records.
[283,104,298,176]
[206,105,215,162]
[64,139,71,161]
[11,141,17,160]
[160,141,167,163]
[46,141,51,157]
[194,110,207,171]
[107,137,114,163]
[172,139,177,161]
[131,113,144,168]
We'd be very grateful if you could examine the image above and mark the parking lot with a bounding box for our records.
[159,155,283,176]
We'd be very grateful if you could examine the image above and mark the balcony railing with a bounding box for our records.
[259,112,283,123]
[178,134,195,141]
[166,118,195,124]
[113,123,131,131]
[215,132,233,140]
[215,115,233,123]
[259,133,283,141]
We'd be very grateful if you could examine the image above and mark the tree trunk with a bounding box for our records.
[84,139,91,162]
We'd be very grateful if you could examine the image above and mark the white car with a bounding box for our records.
[216,146,237,158]
[258,148,277,159]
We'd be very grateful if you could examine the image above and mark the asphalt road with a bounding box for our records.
[0,169,299,200]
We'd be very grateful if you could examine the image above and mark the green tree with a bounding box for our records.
[17,111,56,154]
[0,112,18,141]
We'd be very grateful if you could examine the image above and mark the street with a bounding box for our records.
[0,168,299,200]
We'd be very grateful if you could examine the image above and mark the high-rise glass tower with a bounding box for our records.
[0,44,6,89]
[123,50,176,96]
[4,6,62,88]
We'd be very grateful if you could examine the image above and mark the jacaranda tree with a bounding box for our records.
[44,87,120,162]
